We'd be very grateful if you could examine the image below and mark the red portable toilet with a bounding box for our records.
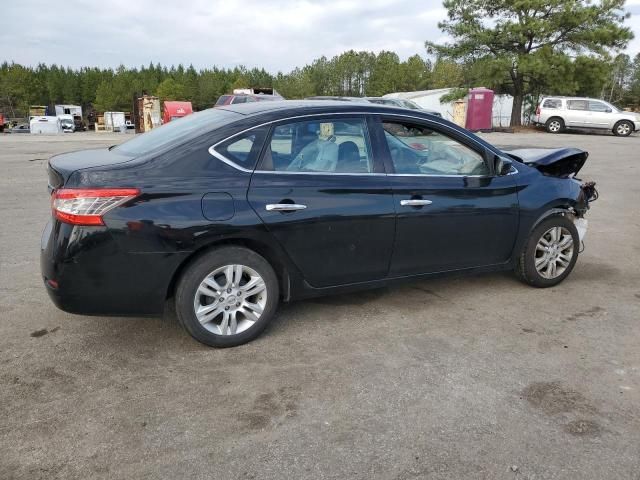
[162,101,193,124]
[465,87,494,131]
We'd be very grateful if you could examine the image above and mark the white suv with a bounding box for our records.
[535,97,640,137]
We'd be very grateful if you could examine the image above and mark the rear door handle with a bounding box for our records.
[265,203,307,212]
[400,199,433,206]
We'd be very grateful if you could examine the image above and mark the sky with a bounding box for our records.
[2,0,640,72]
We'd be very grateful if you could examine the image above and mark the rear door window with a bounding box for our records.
[567,100,588,111]
[260,118,374,174]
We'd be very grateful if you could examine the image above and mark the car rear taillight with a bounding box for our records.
[52,188,140,226]
[535,105,541,116]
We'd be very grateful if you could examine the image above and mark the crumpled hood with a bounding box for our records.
[504,147,588,177]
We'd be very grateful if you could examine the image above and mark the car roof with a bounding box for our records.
[542,96,607,101]
[215,100,435,117]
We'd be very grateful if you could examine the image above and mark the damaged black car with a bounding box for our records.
[41,101,598,347]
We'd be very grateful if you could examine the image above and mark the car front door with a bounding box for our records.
[376,116,520,276]
[247,115,396,288]
[587,100,613,128]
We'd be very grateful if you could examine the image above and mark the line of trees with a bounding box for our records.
[2,51,640,121]
[1,1,637,124]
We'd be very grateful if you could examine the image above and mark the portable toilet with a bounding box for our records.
[465,87,494,131]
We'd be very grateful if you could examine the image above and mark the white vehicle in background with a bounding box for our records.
[58,114,75,132]
[55,104,85,131]
[535,96,640,136]
[30,116,62,134]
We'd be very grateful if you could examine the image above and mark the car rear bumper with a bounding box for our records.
[40,219,188,316]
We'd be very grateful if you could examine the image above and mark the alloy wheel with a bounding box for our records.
[617,123,631,136]
[534,227,574,279]
[548,120,561,132]
[193,264,267,335]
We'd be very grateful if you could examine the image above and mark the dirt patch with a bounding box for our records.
[522,381,596,416]
[566,306,605,322]
[564,419,602,437]
[29,326,60,338]
[240,386,300,431]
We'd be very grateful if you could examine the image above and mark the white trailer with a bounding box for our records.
[55,104,82,117]
[103,112,127,132]
[30,116,62,134]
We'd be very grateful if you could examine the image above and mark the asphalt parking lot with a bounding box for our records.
[1,129,639,480]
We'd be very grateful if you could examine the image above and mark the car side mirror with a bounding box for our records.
[605,108,612,113]
[494,156,513,176]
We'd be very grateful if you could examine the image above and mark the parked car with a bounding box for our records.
[42,101,598,347]
[59,115,75,133]
[366,97,442,117]
[215,92,282,107]
[535,96,639,136]
[9,124,30,133]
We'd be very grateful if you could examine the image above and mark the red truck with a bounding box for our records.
[162,101,193,124]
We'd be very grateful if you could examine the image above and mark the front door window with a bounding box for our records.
[383,122,489,176]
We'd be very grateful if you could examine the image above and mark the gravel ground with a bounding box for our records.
[1,129,639,480]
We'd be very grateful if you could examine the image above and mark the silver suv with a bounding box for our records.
[535,97,640,137]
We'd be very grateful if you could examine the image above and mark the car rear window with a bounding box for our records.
[542,99,562,108]
[215,95,231,106]
[115,109,239,157]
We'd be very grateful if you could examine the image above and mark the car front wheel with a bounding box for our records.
[515,215,580,288]
[175,246,279,347]
[613,120,633,137]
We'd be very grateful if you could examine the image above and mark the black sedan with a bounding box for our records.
[42,101,597,347]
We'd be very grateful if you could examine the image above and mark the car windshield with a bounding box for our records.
[399,100,421,109]
[115,108,239,156]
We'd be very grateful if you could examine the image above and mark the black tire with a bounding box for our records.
[515,215,580,288]
[175,246,279,347]
[545,117,564,134]
[613,120,633,137]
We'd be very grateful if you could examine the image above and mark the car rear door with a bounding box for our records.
[247,115,396,288]
[375,116,519,276]
[565,99,588,127]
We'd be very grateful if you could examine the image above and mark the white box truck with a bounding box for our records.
[55,105,84,131]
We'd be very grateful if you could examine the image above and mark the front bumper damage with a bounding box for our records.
[570,180,598,244]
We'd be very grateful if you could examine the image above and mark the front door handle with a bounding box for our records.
[400,199,433,207]
[265,203,307,212]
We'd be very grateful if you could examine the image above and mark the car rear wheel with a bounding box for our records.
[515,215,579,288]
[613,120,633,137]
[175,246,279,347]
[545,117,564,134]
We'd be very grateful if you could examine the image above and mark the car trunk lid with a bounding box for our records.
[504,147,588,177]
[47,147,134,190]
